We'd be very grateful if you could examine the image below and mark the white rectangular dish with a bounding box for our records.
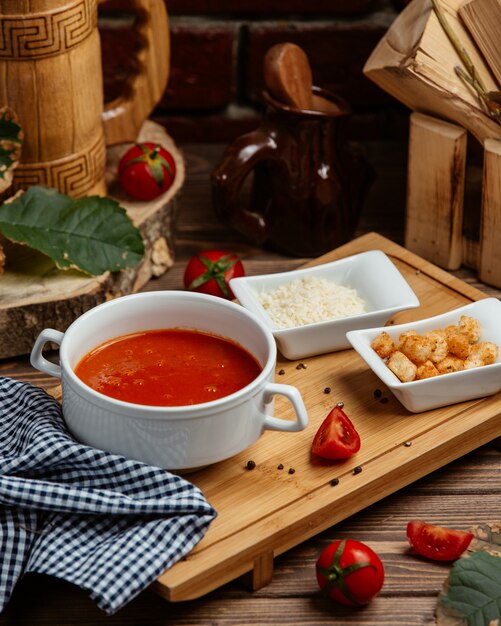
[230,250,419,359]
[346,298,501,413]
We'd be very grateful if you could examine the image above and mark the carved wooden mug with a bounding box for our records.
[0,0,169,198]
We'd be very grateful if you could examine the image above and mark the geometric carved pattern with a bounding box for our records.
[12,131,106,198]
[0,0,96,59]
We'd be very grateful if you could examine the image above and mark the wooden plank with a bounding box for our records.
[153,232,501,601]
[459,0,501,86]
[479,138,501,287]
[405,112,466,269]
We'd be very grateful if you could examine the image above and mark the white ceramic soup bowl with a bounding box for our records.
[30,291,308,471]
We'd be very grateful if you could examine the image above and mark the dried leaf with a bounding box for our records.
[0,106,23,193]
[436,522,501,626]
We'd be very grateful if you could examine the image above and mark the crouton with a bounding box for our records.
[464,342,498,369]
[458,315,481,344]
[400,334,433,365]
[387,350,417,382]
[371,331,397,359]
[446,329,471,359]
[426,330,448,363]
[436,354,465,374]
[416,360,440,380]
[399,329,417,345]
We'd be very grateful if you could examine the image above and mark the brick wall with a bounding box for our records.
[99,0,410,144]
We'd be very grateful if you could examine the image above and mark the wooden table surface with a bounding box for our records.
[1,142,501,625]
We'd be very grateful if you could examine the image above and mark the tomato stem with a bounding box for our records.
[317,539,375,606]
[186,254,238,299]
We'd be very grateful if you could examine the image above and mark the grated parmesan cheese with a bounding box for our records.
[258,276,367,329]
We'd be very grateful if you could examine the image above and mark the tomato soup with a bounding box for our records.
[74,328,262,407]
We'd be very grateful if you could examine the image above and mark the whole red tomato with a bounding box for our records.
[316,539,384,606]
[407,520,474,561]
[311,405,361,460]
[183,250,245,299]
[118,142,176,201]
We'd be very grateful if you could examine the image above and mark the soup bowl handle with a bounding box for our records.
[30,328,64,380]
[262,383,308,432]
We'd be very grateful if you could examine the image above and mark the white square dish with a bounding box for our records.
[346,298,501,413]
[230,250,419,360]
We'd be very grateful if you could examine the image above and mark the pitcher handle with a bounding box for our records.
[30,329,64,380]
[211,128,278,244]
[101,0,170,145]
[262,383,308,432]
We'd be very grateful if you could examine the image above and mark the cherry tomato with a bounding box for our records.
[118,142,176,201]
[183,250,245,299]
[311,405,361,460]
[316,539,385,606]
[406,520,474,561]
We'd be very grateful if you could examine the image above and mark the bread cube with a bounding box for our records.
[400,334,433,364]
[371,331,397,359]
[426,330,448,363]
[387,350,417,382]
[464,341,499,369]
[416,360,440,380]
[458,315,481,343]
[436,354,465,374]
[446,329,471,359]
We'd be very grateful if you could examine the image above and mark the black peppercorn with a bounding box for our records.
[288,468,295,474]
[353,466,362,475]
[330,478,339,486]
[373,389,382,399]
[278,369,285,375]
[246,460,256,470]
[324,387,331,394]
[277,463,284,470]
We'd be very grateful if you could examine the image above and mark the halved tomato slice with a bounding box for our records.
[406,520,474,561]
[311,405,361,460]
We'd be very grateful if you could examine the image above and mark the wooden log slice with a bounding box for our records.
[0,120,185,359]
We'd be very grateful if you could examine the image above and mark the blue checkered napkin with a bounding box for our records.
[0,377,217,614]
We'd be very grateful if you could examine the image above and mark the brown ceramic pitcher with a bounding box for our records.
[212,87,373,257]
[0,0,169,198]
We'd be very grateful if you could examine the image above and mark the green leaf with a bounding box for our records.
[438,550,501,626]
[0,186,144,275]
[0,106,23,193]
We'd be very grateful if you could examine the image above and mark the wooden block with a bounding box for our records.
[459,0,501,87]
[405,112,466,269]
[479,138,501,286]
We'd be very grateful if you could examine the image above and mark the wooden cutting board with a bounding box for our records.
[153,232,501,602]
[0,121,185,359]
